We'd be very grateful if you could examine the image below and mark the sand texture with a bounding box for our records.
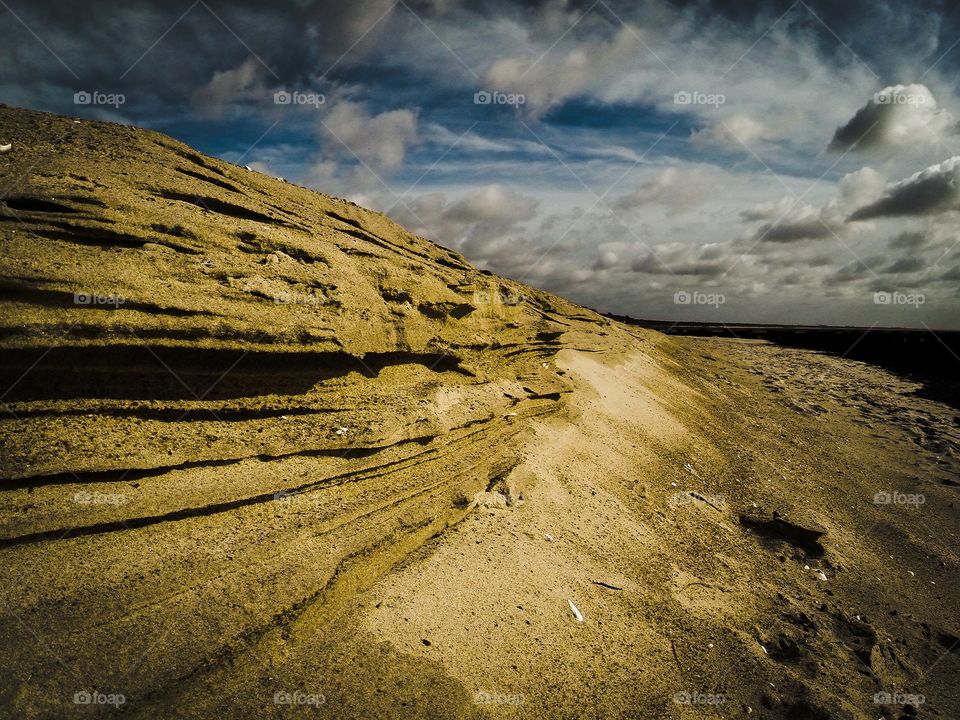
[0,108,957,719]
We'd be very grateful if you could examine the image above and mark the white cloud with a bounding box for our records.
[388,184,540,262]
[321,101,419,171]
[838,166,886,207]
[443,184,539,225]
[483,26,649,115]
[612,167,721,213]
[190,58,264,118]
[739,196,798,223]
[692,115,769,148]
[829,84,958,151]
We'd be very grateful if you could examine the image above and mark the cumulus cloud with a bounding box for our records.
[828,84,958,151]
[750,204,838,243]
[388,184,539,260]
[630,243,728,277]
[7,0,954,326]
[482,25,648,115]
[739,196,797,223]
[321,101,419,171]
[612,167,719,213]
[741,193,853,244]
[849,156,960,220]
[190,58,266,117]
[838,166,886,207]
[443,184,539,225]
[738,167,886,243]
[592,250,621,271]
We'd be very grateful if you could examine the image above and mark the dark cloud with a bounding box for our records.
[889,230,930,249]
[630,253,670,274]
[743,200,845,243]
[825,259,878,284]
[849,156,960,220]
[630,250,725,277]
[884,257,926,274]
[754,216,834,243]
[3,0,959,327]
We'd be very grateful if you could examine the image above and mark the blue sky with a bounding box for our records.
[3,0,960,327]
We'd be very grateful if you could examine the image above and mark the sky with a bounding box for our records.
[2,0,960,328]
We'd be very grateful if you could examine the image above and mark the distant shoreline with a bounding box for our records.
[608,313,960,411]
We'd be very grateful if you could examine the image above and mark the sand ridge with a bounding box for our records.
[0,108,957,719]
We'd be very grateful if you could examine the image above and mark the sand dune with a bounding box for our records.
[0,108,958,719]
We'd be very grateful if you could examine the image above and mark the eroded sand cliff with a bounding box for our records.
[1,108,958,719]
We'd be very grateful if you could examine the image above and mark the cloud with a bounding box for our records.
[738,166,885,243]
[884,257,926,274]
[422,122,540,154]
[321,101,419,171]
[750,205,838,243]
[4,0,959,327]
[825,258,879,284]
[191,58,265,117]
[630,243,728,277]
[592,250,621,271]
[828,84,958,151]
[837,166,886,207]
[849,156,960,220]
[387,184,539,260]
[889,230,930,250]
[742,193,853,244]
[302,0,399,57]
[482,25,647,115]
[739,196,797,223]
[692,115,769,148]
[612,167,719,213]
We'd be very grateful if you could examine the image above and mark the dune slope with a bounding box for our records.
[0,108,958,720]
